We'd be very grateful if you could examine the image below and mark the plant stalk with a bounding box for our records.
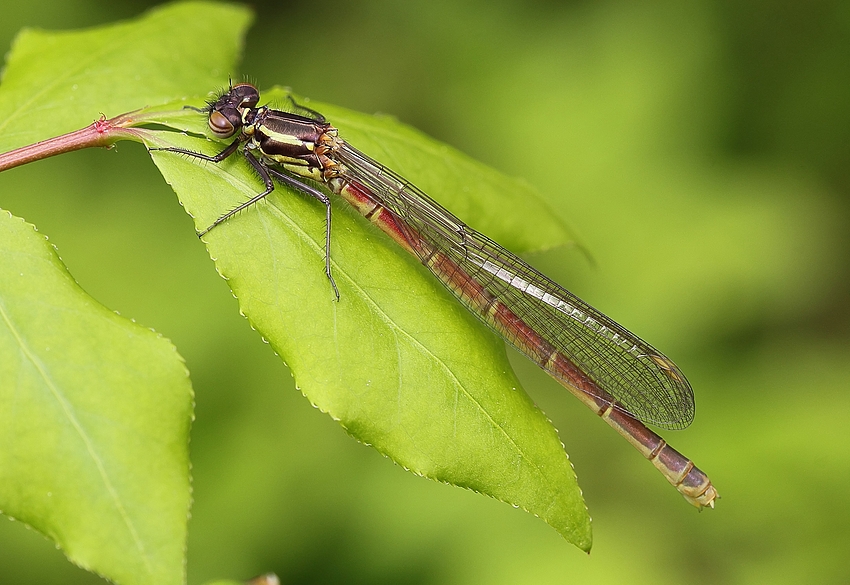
[0,112,145,172]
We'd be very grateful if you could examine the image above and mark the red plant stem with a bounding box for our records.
[0,112,143,172]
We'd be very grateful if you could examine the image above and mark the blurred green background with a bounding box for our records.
[1,1,848,583]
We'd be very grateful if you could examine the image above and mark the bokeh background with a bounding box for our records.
[1,1,848,583]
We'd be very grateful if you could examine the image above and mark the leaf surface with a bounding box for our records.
[0,211,193,585]
[0,2,253,583]
[147,87,592,549]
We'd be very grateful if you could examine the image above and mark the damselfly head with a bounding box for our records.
[207,83,261,138]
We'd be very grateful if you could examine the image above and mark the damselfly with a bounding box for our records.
[157,83,717,508]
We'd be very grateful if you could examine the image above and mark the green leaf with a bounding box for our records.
[0,2,253,583]
[0,0,252,153]
[0,0,591,549]
[0,211,194,585]
[146,87,592,549]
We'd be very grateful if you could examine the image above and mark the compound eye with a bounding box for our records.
[209,110,236,138]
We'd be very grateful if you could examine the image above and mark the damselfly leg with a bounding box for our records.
[153,137,340,300]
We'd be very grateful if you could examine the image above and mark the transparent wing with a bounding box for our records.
[336,143,694,430]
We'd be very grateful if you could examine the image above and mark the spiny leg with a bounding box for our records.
[150,141,269,234]
[152,140,340,299]
[150,139,263,235]
[286,95,326,124]
[267,167,339,301]
[150,137,241,163]
[195,149,277,236]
